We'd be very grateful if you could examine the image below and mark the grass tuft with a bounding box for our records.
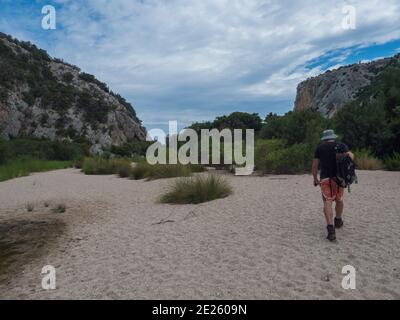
[160,174,232,204]
[52,204,66,213]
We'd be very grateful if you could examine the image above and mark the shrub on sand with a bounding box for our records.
[384,152,400,171]
[254,139,286,172]
[130,161,152,180]
[160,174,232,204]
[117,162,133,178]
[264,143,311,174]
[81,157,131,175]
[130,163,193,181]
[354,149,383,171]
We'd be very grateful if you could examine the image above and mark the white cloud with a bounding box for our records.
[9,0,400,125]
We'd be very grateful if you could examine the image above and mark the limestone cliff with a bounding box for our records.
[0,33,147,153]
[294,55,400,117]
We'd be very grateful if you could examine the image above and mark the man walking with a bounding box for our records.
[312,130,355,241]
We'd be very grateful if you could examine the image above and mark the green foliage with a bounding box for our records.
[0,35,74,113]
[111,141,153,157]
[0,86,8,102]
[79,72,109,93]
[0,158,71,182]
[130,163,193,181]
[77,90,111,124]
[22,91,35,106]
[160,174,232,204]
[333,64,400,157]
[264,143,311,174]
[0,34,140,130]
[52,203,67,214]
[0,138,87,165]
[254,139,286,172]
[78,72,96,83]
[129,162,152,180]
[189,112,262,133]
[81,157,131,175]
[254,110,327,174]
[117,163,133,178]
[260,110,329,145]
[384,152,400,171]
[354,149,384,171]
[332,101,391,157]
[62,72,74,83]
[111,92,138,119]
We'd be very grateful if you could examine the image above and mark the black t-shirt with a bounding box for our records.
[314,141,349,179]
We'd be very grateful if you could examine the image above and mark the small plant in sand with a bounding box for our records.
[52,204,66,213]
[26,203,34,212]
[160,174,232,204]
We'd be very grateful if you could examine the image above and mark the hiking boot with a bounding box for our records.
[327,225,336,242]
[334,217,344,229]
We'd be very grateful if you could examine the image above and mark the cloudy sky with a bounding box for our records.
[1,0,400,132]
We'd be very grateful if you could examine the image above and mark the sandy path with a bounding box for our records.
[0,169,399,300]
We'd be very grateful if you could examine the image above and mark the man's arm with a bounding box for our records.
[312,158,320,186]
[347,151,355,161]
[340,142,354,161]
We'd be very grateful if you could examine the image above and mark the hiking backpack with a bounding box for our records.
[335,145,358,192]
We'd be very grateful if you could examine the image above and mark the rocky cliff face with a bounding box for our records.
[0,33,147,153]
[294,55,400,118]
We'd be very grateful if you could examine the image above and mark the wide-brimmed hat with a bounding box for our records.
[321,129,338,141]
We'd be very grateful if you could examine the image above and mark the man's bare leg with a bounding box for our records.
[334,200,344,228]
[323,199,334,226]
[335,200,344,219]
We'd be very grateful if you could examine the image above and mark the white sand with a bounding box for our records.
[0,169,399,300]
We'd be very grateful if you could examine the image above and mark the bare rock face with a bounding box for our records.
[294,56,398,118]
[0,33,147,152]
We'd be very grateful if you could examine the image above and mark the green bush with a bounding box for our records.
[130,162,193,181]
[0,158,72,182]
[254,139,286,172]
[0,138,87,165]
[384,152,400,171]
[77,90,111,124]
[160,174,232,204]
[354,149,384,170]
[260,110,329,145]
[111,141,153,157]
[264,143,311,174]
[130,162,151,180]
[117,162,133,178]
[62,72,74,83]
[0,86,8,102]
[81,157,131,175]
[188,112,262,133]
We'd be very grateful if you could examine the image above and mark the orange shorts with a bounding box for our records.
[320,178,344,202]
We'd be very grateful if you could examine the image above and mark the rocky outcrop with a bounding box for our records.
[0,33,147,153]
[294,55,400,118]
